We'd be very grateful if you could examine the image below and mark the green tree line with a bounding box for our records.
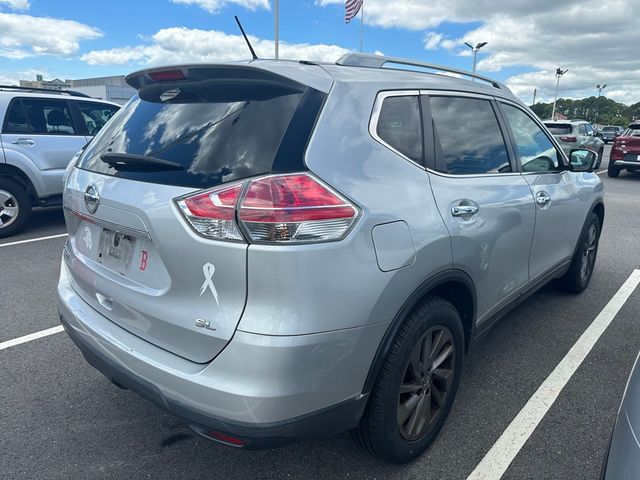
[530,96,640,126]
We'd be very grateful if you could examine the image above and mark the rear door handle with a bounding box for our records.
[451,205,479,217]
[536,191,551,206]
[10,138,35,146]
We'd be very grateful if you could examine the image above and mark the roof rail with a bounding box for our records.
[0,85,91,98]
[335,53,508,90]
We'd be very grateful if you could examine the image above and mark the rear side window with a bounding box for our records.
[77,84,323,189]
[3,98,77,135]
[376,95,423,163]
[430,96,510,175]
[78,101,120,136]
[544,124,572,135]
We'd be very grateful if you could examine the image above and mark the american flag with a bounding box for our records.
[345,0,363,23]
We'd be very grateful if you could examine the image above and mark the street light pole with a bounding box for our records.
[464,41,488,74]
[551,68,568,121]
[596,84,607,98]
[274,0,279,60]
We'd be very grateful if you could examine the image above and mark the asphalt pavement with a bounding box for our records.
[1,145,639,479]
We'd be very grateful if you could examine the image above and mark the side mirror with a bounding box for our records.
[569,149,598,172]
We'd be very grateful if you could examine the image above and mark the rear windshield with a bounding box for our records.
[77,83,322,188]
[603,126,617,131]
[623,126,640,137]
[544,123,572,135]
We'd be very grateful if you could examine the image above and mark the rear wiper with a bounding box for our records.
[100,152,185,171]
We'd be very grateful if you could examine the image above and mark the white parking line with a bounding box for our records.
[0,233,68,248]
[467,269,640,480]
[0,325,65,351]
[597,169,607,175]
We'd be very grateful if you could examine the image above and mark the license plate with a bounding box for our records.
[98,228,135,273]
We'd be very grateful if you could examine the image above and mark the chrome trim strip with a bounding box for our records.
[64,207,152,240]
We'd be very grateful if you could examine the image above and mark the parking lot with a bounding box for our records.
[1,145,638,479]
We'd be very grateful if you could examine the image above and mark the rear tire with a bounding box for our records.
[0,177,32,238]
[557,212,600,294]
[352,295,463,463]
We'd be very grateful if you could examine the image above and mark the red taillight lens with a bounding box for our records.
[559,136,577,142]
[177,183,243,241]
[238,174,358,243]
[148,69,186,82]
[176,173,358,243]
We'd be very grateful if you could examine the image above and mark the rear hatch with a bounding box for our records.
[62,64,328,363]
[618,125,640,159]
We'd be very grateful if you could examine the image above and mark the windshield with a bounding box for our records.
[77,85,307,189]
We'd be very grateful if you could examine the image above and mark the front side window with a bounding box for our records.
[376,95,423,163]
[78,102,120,136]
[430,96,510,175]
[502,104,562,173]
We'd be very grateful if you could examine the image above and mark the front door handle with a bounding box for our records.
[10,138,35,146]
[536,191,551,206]
[451,205,479,217]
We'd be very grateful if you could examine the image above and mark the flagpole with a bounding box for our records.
[275,0,279,59]
[359,1,364,53]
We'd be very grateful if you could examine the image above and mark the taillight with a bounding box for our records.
[176,173,358,244]
[176,182,244,241]
[239,174,358,243]
[559,136,577,142]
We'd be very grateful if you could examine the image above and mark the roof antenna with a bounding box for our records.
[234,16,258,60]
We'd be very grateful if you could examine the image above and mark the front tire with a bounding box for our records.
[607,163,620,177]
[557,212,600,294]
[353,295,463,463]
[0,177,32,238]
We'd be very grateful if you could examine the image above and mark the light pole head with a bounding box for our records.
[602,84,607,89]
[464,42,474,50]
[476,42,488,50]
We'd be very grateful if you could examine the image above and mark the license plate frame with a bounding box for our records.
[98,228,135,273]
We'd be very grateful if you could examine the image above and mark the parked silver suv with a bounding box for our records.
[0,86,119,237]
[543,119,605,168]
[58,55,604,463]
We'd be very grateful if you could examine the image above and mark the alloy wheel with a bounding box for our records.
[397,325,455,441]
[580,223,598,282]
[0,189,19,229]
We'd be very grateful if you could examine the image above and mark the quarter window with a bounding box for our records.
[429,96,511,175]
[376,95,423,163]
[501,104,562,173]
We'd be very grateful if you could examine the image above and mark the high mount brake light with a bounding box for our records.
[559,136,577,142]
[148,70,186,82]
[176,174,358,243]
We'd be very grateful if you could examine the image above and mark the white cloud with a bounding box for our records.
[0,13,101,59]
[0,0,29,10]
[81,27,349,66]
[170,0,269,14]
[318,0,640,104]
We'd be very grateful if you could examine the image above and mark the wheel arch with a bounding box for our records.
[361,270,476,395]
[0,163,38,201]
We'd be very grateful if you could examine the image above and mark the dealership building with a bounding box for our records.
[19,74,136,105]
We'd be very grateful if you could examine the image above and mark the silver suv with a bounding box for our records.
[58,55,604,463]
[0,86,119,237]
[543,119,605,168]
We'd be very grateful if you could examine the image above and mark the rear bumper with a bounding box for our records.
[613,160,640,168]
[58,260,384,447]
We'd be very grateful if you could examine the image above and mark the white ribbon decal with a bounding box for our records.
[199,262,219,306]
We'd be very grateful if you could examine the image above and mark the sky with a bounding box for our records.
[1,0,639,105]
